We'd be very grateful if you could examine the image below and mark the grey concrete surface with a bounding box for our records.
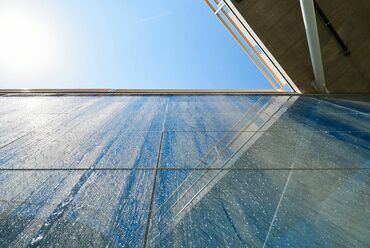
[233,0,370,93]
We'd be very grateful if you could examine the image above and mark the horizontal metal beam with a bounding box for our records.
[0,89,299,95]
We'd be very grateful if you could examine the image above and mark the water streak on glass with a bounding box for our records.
[0,94,369,247]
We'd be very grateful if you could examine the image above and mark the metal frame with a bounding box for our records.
[0,89,299,95]
[205,0,301,93]
[1,89,364,96]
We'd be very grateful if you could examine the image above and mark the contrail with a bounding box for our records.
[136,11,172,23]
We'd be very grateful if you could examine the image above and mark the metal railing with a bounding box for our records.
[205,0,301,93]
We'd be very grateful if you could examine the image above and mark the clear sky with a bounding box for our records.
[0,0,272,89]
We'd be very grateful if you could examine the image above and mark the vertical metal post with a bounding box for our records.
[299,0,328,93]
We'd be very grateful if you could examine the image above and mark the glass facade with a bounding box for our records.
[0,94,369,247]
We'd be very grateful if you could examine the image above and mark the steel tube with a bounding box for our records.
[299,0,328,93]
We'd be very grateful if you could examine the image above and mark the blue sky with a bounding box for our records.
[0,0,271,89]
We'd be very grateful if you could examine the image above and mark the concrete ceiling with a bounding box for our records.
[232,0,370,93]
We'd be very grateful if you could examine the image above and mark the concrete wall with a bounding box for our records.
[233,0,370,93]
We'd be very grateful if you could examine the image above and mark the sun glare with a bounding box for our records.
[0,6,58,81]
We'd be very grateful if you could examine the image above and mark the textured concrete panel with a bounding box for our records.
[233,0,370,93]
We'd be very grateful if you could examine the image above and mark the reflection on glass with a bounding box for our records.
[0,170,154,247]
[149,169,370,247]
[0,95,369,247]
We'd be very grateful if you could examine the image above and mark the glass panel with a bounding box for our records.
[1,129,161,169]
[264,170,370,247]
[270,96,370,132]
[230,130,370,169]
[148,169,370,247]
[149,170,290,247]
[0,96,96,145]
[0,170,154,247]
[0,170,83,247]
[0,94,369,247]
[160,131,223,168]
[161,128,369,169]
[1,96,165,169]
[165,95,287,132]
[160,95,370,169]
[95,131,161,169]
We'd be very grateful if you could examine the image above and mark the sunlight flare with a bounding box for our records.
[0,6,58,79]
